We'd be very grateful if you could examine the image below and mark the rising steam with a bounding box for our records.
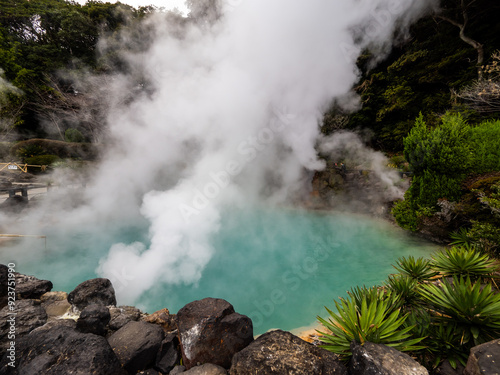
[3,0,438,304]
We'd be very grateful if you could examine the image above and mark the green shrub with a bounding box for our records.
[470,119,500,173]
[25,154,60,167]
[65,128,85,143]
[392,199,419,231]
[10,138,98,160]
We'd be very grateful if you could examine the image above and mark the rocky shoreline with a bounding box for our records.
[2,266,500,374]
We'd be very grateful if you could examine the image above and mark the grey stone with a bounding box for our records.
[76,304,111,336]
[0,299,47,351]
[155,333,181,374]
[177,298,253,369]
[184,363,228,374]
[0,319,125,374]
[464,339,500,375]
[108,320,164,374]
[68,278,116,310]
[229,329,347,375]
[349,341,428,375]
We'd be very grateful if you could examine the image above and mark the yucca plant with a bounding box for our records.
[347,285,401,313]
[317,291,425,360]
[431,245,497,280]
[385,274,420,309]
[424,323,469,369]
[394,256,438,282]
[419,276,500,347]
[449,227,474,247]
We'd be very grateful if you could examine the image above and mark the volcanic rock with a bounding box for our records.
[184,363,228,374]
[464,339,500,375]
[0,264,8,309]
[109,305,142,331]
[155,333,181,374]
[68,278,116,310]
[108,320,164,374]
[177,298,253,369]
[0,299,47,351]
[0,319,125,374]
[349,341,428,375]
[230,329,347,375]
[14,273,53,299]
[76,304,111,336]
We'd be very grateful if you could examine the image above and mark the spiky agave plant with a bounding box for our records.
[419,276,500,348]
[317,289,424,360]
[394,255,438,282]
[431,245,497,280]
[385,274,421,309]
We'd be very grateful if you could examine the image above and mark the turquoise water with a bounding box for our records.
[8,207,436,334]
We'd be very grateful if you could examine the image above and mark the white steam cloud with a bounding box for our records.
[4,0,437,304]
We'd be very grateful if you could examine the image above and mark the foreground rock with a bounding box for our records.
[76,304,111,336]
[68,278,117,310]
[230,329,347,375]
[464,339,500,375]
[14,273,53,299]
[108,320,164,374]
[349,341,428,375]
[0,320,125,374]
[177,298,253,369]
[155,333,181,374]
[0,299,47,351]
[181,363,228,374]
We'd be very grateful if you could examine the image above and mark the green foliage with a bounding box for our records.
[65,128,84,143]
[318,291,424,360]
[392,199,419,231]
[467,221,500,254]
[393,255,438,282]
[419,276,500,347]
[431,246,497,280]
[25,154,59,167]
[469,120,500,173]
[385,275,419,309]
[11,138,98,160]
[404,113,472,176]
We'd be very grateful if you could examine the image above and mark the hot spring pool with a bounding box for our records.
[6,207,436,334]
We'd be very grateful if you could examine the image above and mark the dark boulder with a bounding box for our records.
[109,305,142,331]
[0,319,125,374]
[177,298,253,369]
[0,299,47,351]
[68,278,116,310]
[14,273,53,299]
[0,264,8,309]
[76,304,111,336]
[108,320,164,374]
[155,333,181,374]
[184,363,228,374]
[229,329,347,375]
[349,341,428,375]
[464,339,500,375]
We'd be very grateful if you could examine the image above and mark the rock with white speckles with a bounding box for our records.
[349,341,428,375]
[464,339,500,375]
[177,298,253,369]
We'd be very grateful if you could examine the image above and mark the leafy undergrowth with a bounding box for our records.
[318,245,500,371]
